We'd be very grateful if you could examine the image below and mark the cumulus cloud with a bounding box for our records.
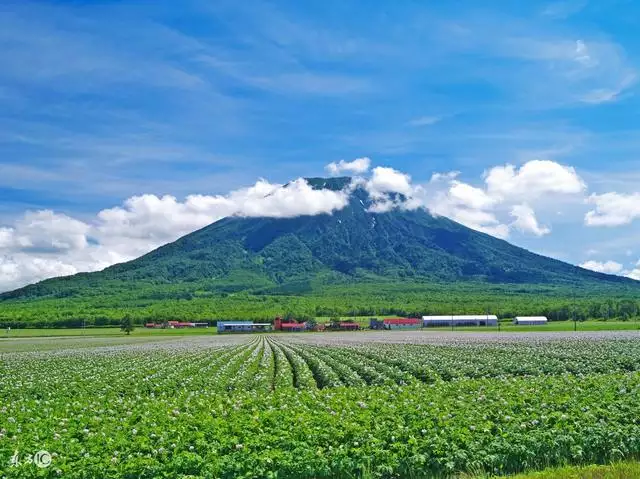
[325,157,371,175]
[579,260,624,275]
[510,204,551,236]
[0,210,90,251]
[425,176,509,239]
[366,167,413,198]
[425,159,586,239]
[585,192,640,227]
[625,260,640,281]
[484,160,586,201]
[0,178,350,291]
[0,255,80,292]
[361,167,425,213]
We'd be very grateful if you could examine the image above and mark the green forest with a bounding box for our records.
[1,280,639,328]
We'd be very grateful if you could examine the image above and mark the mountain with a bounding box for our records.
[1,177,637,325]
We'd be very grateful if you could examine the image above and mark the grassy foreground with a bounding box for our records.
[505,460,640,478]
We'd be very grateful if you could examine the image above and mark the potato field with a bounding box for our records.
[1,332,640,478]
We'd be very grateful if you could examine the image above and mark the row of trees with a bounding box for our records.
[2,283,640,328]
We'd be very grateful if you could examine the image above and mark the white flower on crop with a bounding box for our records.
[83,428,90,434]
[235,444,244,450]
[189,446,195,451]
[469,425,476,431]
[357,401,367,408]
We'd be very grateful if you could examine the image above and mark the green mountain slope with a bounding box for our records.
[1,178,637,325]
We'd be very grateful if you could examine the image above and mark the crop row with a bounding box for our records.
[3,338,640,396]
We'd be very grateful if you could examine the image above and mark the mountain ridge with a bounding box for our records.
[2,178,635,304]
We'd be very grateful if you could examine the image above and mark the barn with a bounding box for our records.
[422,315,498,327]
[513,316,548,326]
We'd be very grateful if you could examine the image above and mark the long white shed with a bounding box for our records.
[422,315,498,327]
[513,316,548,326]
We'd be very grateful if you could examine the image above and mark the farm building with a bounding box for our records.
[145,321,209,329]
[274,317,307,332]
[422,315,498,327]
[513,316,548,325]
[370,318,421,330]
[326,320,360,331]
[338,322,360,330]
[217,321,272,333]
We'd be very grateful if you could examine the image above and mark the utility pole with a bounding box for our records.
[451,302,454,332]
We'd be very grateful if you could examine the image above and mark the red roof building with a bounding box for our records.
[339,322,360,329]
[384,318,421,325]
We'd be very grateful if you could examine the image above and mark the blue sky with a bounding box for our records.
[1,0,640,290]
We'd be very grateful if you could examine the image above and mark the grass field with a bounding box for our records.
[507,461,640,478]
[1,332,639,478]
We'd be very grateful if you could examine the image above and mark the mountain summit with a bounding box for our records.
[2,177,634,304]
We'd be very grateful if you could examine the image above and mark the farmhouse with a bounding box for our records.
[422,315,498,327]
[513,316,548,326]
[370,318,421,330]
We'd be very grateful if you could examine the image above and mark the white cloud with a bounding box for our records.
[579,260,623,275]
[0,255,79,292]
[484,160,586,201]
[625,260,640,281]
[0,178,350,291]
[425,175,510,239]
[425,159,583,240]
[325,157,371,175]
[366,167,413,198]
[0,210,90,251]
[448,181,497,210]
[510,204,551,236]
[585,192,640,227]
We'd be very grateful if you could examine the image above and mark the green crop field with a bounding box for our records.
[1,332,639,478]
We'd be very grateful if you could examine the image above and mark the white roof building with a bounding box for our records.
[422,315,498,326]
[513,316,548,325]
